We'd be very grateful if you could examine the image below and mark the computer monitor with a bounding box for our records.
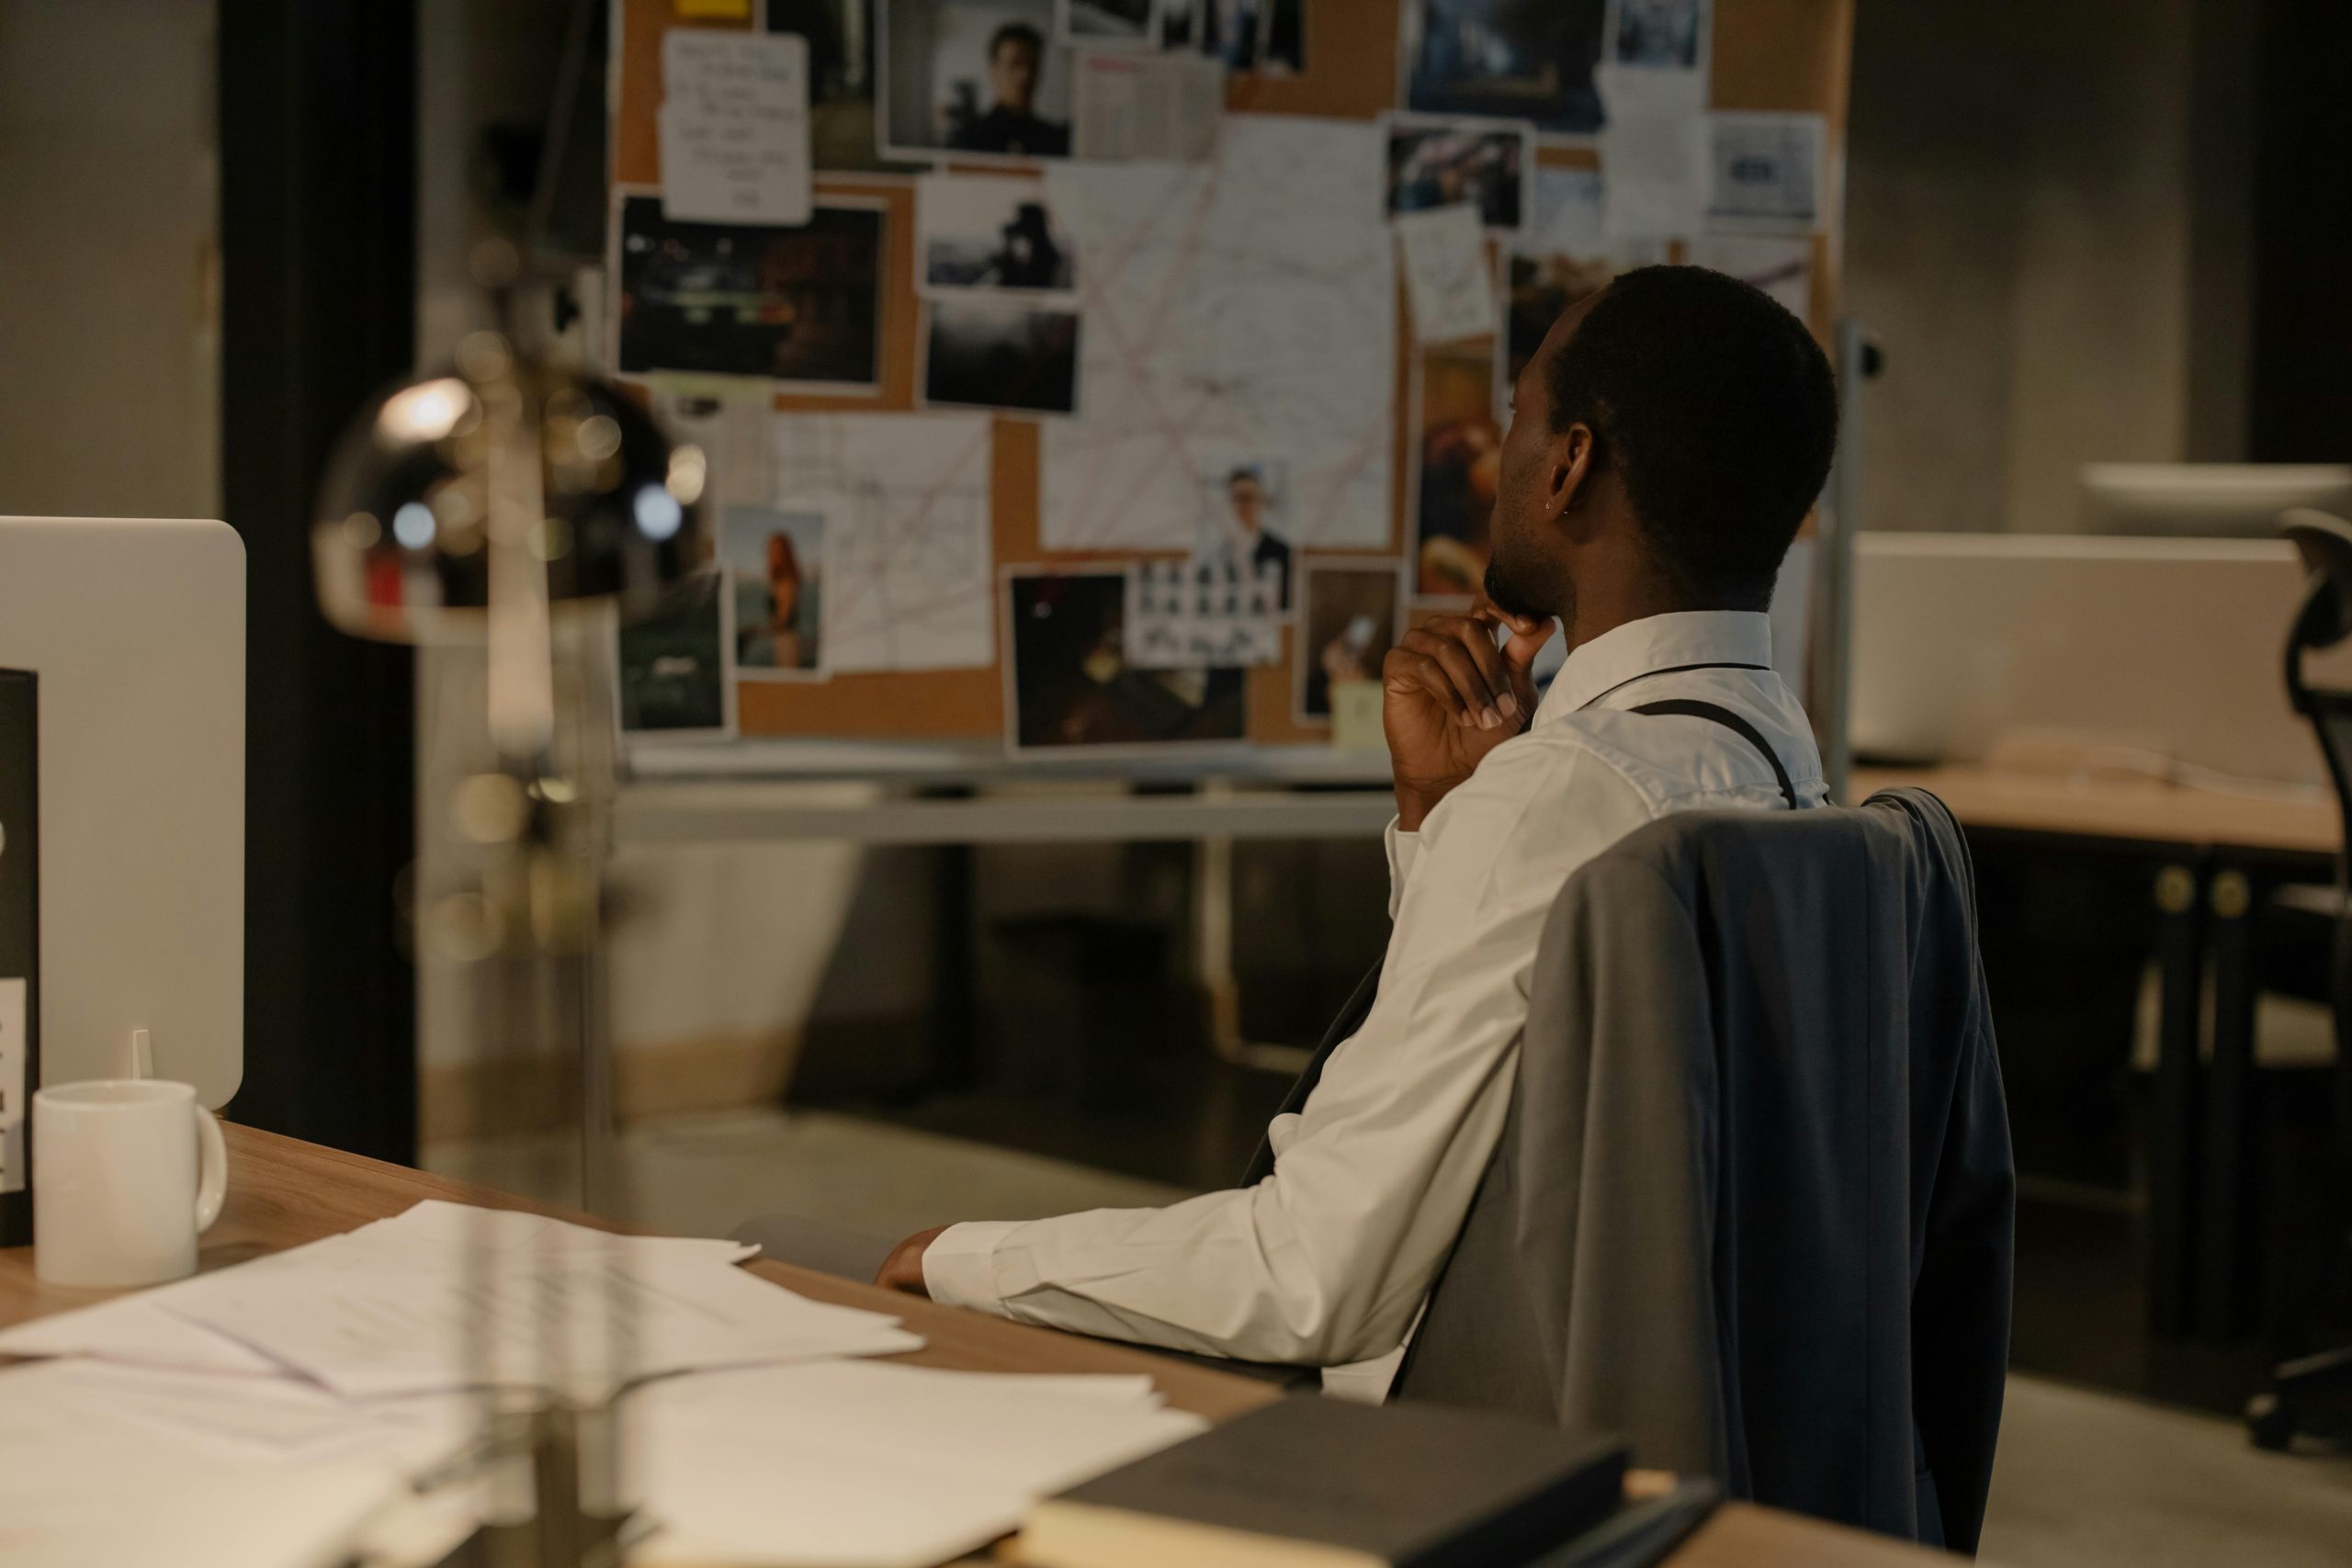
[0,518,243,1106]
[2076,463,2352,538]
[1850,531,2330,788]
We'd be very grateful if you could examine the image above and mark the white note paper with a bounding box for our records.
[1072,51,1225,162]
[1396,204,1496,345]
[1596,63,1708,243]
[1527,166,1606,255]
[661,30,812,226]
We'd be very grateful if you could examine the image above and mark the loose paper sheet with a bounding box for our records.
[1396,204,1498,345]
[1527,166,1606,254]
[768,412,996,673]
[1041,116,1395,552]
[152,1204,917,1399]
[626,1360,1206,1568]
[1702,111,1828,233]
[1596,63,1707,243]
[1125,558,1285,669]
[1072,51,1225,162]
[660,30,812,226]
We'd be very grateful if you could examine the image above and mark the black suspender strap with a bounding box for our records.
[1631,697,1801,809]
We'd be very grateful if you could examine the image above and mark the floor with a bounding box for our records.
[428,1106,2352,1568]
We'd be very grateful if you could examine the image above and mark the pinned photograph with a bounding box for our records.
[1159,0,1304,73]
[918,174,1077,299]
[722,503,831,679]
[883,0,1074,160]
[1401,0,1609,139]
[1385,118,1530,231]
[1200,457,1293,608]
[1297,559,1405,723]
[768,0,922,171]
[618,569,737,739]
[1059,0,1157,47]
[1005,570,1248,750]
[922,297,1081,415]
[1608,0,1708,70]
[1413,338,1501,601]
[613,194,883,388]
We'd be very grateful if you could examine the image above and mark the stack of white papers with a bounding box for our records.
[0,1200,1205,1568]
[0,1359,452,1568]
[0,1201,928,1565]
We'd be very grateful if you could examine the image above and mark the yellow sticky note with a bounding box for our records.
[1329,680,1386,752]
[674,0,752,17]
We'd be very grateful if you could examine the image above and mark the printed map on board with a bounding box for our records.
[771,412,995,672]
[1041,116,1396,553]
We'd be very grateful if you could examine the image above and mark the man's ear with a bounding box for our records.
[1546,423,1598,525]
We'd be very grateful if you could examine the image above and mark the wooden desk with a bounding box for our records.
[0,1124,1951,1568]
[1854,764,2340,1341]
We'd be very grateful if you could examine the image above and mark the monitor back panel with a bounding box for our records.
[0,517,243,1105]
[1852,533,2326,789]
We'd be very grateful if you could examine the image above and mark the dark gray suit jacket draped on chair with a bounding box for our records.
[1385,787,2014,1554]
[1242,787,2013,1554]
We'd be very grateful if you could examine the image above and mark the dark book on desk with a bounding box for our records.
[1021,1395,1626,1568]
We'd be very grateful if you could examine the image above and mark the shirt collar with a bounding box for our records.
[1532,610,1778,728]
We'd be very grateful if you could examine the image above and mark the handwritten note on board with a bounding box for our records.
[1396,204,1496,345]
[661,30,811,226]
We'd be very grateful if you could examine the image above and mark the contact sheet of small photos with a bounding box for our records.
[612,0,1838,751]
[1125,557,1285,671]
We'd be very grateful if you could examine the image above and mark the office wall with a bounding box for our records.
[1843,0,2251,534]
[0,0,218,518]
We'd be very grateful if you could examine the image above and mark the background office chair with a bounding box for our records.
[2245,509,2352,1449]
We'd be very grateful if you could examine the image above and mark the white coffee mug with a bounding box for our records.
[33,1079,227,1288]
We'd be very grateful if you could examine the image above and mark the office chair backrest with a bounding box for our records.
[2279,508,2352,1134]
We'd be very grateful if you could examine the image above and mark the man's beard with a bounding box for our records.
[1483,552,1568,633]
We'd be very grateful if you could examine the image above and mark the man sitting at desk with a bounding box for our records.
[876,266,1840,1398]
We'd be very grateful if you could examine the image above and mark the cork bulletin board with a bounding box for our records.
[611,0,1854,749]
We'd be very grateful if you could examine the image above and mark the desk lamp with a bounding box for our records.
[312,245,708,1566]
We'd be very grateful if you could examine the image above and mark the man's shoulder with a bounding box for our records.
[1442,715,1656,818]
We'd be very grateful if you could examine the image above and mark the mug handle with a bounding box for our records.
[192,1105,227,1234]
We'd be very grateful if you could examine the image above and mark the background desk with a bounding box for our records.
[0,1124,1955,1568]
[1854,765,2341,1340]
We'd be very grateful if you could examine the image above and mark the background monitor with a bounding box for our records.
[0,517,243,1106]
[2076,463,2352,538]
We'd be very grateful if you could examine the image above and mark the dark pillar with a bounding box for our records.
[218,0,420,1161]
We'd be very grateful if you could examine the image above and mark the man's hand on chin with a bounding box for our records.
[1383,608,1554,829]
[876,1225,949,1296]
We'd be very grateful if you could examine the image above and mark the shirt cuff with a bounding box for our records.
[920,1219,1024,1313]
[1384,816,1421,919]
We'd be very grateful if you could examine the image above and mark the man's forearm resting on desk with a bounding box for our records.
[869,269,1840,1385]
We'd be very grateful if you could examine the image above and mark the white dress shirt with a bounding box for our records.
[923,611,1826,1399]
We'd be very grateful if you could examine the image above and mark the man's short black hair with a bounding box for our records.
[989,21,1046,60]
[1545,265,1838,606]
